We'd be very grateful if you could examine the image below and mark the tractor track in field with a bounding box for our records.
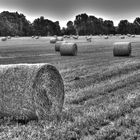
[65,60,140,104]
[64,60,140,91]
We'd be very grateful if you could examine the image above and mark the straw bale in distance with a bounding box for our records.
[60,42,78,56]
[86,36,92,42]
[50,37,57,44]
[0,63,64,121]
[57,37,64,41]
[104,36,108,39]
[127,34,131,37]
[66,35,70,38]
[7,36,11,39]
[120,36,125,39]
[73,35,79,39]
[113,42,131,56]
[1,37,7,41]
[35,36,39,39]
[63,35,70,38]
[63,35,67,38]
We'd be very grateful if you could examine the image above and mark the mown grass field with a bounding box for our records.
[1,35,140,139]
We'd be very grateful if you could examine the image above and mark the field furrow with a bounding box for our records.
[1,36,140,139]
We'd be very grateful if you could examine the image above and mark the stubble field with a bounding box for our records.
[0,35,140,139]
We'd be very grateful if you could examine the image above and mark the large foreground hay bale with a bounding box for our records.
[50,37,57,44]
[55,41,67,52]
[0,63,64,121]
[113,42,131,56]
[60,42,78,56]
[1,37,7,41]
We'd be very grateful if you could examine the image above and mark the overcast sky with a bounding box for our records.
[0,0,140,28]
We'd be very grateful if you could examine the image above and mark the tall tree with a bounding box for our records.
[133,17,140,34]
[104,20,115,34]
[73,13,115,35]
[117,20,135,34]
[66,21,76,35]
[32,17,61,36]
[0,11,31,36]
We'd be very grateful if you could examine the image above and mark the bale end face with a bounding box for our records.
[33,64,64,120]
[60,43,78,56]
[0,63,64,121]
[113,42,131,57]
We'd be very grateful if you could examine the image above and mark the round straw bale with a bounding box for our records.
[7,36,11,39]
[127,34,131,37]
[132,35,135,38]
[120,36,125,39]
[35,36,39,39]
[1,37,7,41]
[66,35,70,38]
[55,41,67,52]
[73,35,79,39]
[63,35,67,38]
[50,37,57,44]
[86,37,92,42]
[57,37,64,41]
[32,36,35,38]
[104,36,109,39]
[113,42,131,56]
[60,42,78,56]
[0,63,64,121]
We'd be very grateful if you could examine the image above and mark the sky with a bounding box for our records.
[0,0,140,28]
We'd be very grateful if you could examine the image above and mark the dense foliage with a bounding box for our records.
[32,16,61,36]
[0,11,61,36]
[0,11,32,36]
[0,11,140,36]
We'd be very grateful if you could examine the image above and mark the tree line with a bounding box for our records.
[0,11,140,36]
